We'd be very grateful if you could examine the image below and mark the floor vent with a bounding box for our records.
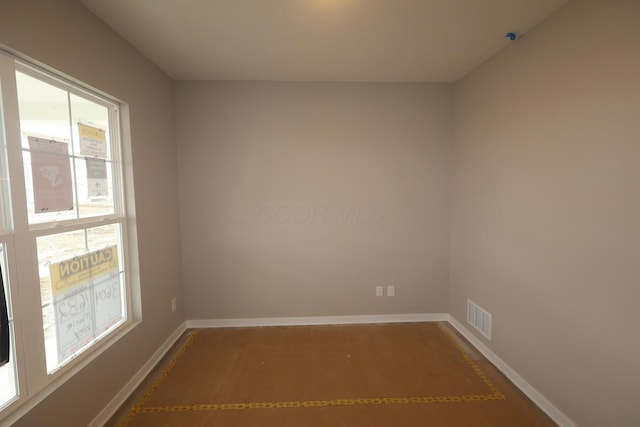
[467,300,492,340]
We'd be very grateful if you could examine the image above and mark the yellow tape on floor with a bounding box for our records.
[120,324,504,426]
[437,323,505,399]
[135,393,504,414]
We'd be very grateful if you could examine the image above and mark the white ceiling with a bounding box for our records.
[78,0,569,82]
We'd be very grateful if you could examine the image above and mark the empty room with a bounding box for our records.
[0,0,638,426]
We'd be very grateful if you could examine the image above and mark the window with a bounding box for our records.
[0,123,18,410]
[0,51,136,417]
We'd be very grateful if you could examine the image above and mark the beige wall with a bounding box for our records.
[450,1,640,426]
[0,0,184,425]
[176,82,452,319]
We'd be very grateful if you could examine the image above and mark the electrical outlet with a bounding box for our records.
[387,285,395,297]
[171,298,177,312]
[376,286,383,297]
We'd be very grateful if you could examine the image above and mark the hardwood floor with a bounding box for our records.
[105,322,555,426]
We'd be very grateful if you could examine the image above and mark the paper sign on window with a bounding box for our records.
[78,123,107,158]
[86,158,108,198]
[28,136,73,213]
[49,246,122,361]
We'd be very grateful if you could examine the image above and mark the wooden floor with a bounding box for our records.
[105,322,555,426]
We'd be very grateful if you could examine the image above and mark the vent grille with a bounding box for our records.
[467,300,492,340]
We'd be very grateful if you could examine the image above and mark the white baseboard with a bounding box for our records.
[445,315,577,427]
[88,321,187,427]
[186,313,448,329]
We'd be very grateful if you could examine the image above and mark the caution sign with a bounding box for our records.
[49,246,123,362]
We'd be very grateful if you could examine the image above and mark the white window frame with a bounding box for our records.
[0,50,140,423]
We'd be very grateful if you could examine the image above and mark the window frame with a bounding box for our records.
[0,49,140,422]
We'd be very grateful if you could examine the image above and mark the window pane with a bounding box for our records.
[37,224,126,372]
[74,157,115,218]
[0,245,18,409]
[17,71,76,225]
[22,149,78,223]
[70,94,111,161]
[16,72,71,150]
